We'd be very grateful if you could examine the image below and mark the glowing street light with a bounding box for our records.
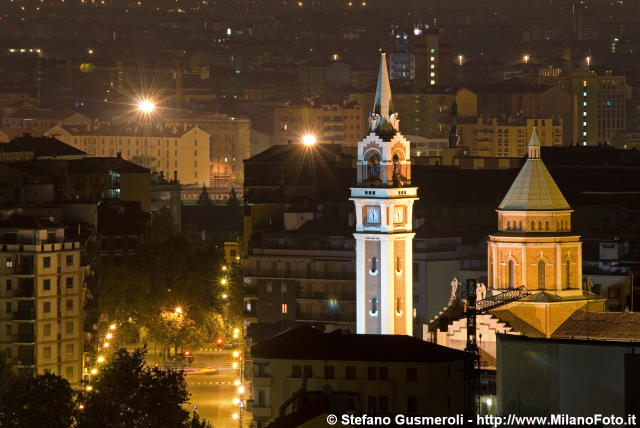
[232,413,239,420]
[222,266,228,271]
[233,351,240,358]
[90,368,98,375]
[97,356,105,363]
[106,332,113,340]
[220,278,228,286]
[175,306,183,314]
[138,99,156,114]
[586,56,592,68]
[109,324,116,331]
[302,134,317,146]
[86,385,93,391]
[237,385,245,394]
[233,397,240,404]
[103,342,110,348]
[234,379,241,386]
[232,362,239,368]
[458,54,463,66]
[523,54,530,64]
[222,293,228,299]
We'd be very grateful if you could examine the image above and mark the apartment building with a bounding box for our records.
[273,101,363,146]
[0,215,84,386]
[539,71,627,146]
[456,116,563,157]
[162,113,251,188]
[248,326,465,428]
[45,125,210,186]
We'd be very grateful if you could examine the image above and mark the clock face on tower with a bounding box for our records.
[393,206,404,224]
[365,206,380,224]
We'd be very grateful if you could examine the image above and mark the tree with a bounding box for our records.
[0,372,75,428]
[77,348,192,428]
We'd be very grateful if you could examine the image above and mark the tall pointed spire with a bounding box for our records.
[528,128,541,159]
[370,51,399,134]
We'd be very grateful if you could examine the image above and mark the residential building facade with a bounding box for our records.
[0,215,85,386]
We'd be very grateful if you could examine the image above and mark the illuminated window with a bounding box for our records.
[583,112,587,117]
[583,91,587,96]
[282,303,287,314]
[583,121,587,126]
[430,80,435,85]
[430,64,435,69]
[430,72,435,77]
[430,56,435,61]
[531,221,535,230]
[583,101,587,107]
[583,131,587,136]
[565,260,570,287]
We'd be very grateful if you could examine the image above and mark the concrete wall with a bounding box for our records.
[497,334,640,417]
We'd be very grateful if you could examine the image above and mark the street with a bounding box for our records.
[184,349,246,428]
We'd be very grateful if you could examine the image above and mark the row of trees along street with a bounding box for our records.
[0,348,211,428]
[91,207,243,361]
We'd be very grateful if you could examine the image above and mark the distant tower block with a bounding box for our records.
[350,52,418,335]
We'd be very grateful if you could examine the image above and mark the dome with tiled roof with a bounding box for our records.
[498,129,570,211]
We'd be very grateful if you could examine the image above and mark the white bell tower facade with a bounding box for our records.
[350,52,418,335]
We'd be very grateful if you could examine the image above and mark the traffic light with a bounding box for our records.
[216,337,224,347]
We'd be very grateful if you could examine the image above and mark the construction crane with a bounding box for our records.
[462,279,530,423]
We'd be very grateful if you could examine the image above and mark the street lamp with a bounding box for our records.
[458,54,463,67]
[220,278,228,286]
[138,99,156,114]
[523,54,530,64]
[109,324,116,331]
[175,306,183,314]
[586,56,592,69]
[97,356,105,363]
[106,332,113,340]
[302,134,317,146]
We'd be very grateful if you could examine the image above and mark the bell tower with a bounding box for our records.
[350,52,418,335]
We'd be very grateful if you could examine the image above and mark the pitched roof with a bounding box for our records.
[498,130,570,211]
[4,134,86,157]
[551,311,640,340]
[251,325,466,363]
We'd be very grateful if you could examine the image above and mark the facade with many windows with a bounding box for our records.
[0,215,85,386]
[45,125,211,186]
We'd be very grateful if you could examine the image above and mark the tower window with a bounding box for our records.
[507,221,511,230]
[396,257,402,273]
[370,257,378,274]
[519,221,522,230]
[508,260,514,288]
[395,298,403,315]
[538,221,542,230]
[531,221,535,231]
[565,260,570,288]
[370,298,378,316]
[545,221,549,231]
[538,260,546,290]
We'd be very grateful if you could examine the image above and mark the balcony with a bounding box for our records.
[13,265,34,275]
[296,312,355,323]
[297,291,355,301]
[245,269,355,281]
[14,332,35,343]
[13,310,35,321]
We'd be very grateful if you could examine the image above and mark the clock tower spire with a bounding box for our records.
[350,52,418,336]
